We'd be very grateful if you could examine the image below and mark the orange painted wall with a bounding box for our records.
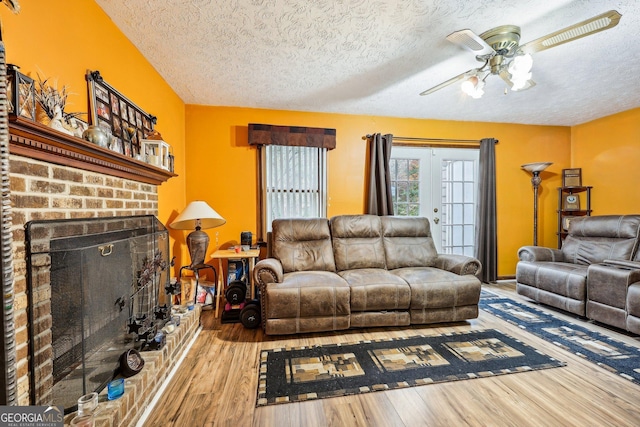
[571,108,640,214]
[0,0,186,226]
[186,105,571,276]
[8,2,613,277]
[0,1,187,270]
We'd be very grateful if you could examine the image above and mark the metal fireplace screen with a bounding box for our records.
[25,215,171,412]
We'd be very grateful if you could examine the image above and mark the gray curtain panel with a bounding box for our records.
[366,133,394,215]
[475,138,498,283]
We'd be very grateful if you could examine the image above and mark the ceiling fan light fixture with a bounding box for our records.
[508,54,533,91]
[510,73,532,91]
[460,76,476,93]
[508,54,533,75]
[461,76,484,98]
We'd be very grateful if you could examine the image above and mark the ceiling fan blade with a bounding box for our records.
[446,29,495,56]
[420,70,475,96]
[519,10,622,54]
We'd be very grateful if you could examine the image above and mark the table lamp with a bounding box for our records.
[522,162,552,246]
[170,201,226,267]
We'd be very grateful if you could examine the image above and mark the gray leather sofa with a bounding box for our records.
[253,214,482,335]
[516,215,640,333]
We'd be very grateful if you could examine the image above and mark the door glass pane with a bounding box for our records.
[409,160,419,180]
[390,157,421,217]
[464,225,475,245]
[453,182,463,203]
[440,158,477,255]
[464,204,474,223]
[397,159,408,180]
[453,225,463,245]
[398,181,408,202]
[453,161,463,180]
[408,182,419,202]
[464,161,474,180]
[464,182,474,202]
[453,204,463,223]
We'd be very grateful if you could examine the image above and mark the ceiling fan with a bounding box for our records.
[420,10,622,98]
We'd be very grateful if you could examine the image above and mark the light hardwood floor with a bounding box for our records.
[142,283,640,426]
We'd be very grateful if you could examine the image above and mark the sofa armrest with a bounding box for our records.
[602,259,640,271]
[253,258,284,286]
[518,246,564,262]
[435,254,482,277]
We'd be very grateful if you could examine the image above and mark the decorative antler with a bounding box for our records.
[2,0,20,13]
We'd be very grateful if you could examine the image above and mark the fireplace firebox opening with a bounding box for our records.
[25,215,172,412]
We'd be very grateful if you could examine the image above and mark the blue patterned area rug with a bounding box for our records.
[480,290,640,385]
[256,328,564,406]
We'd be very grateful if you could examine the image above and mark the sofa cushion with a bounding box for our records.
[338,268,410,311]
[516,261,588,301]
[381,217,438,269]
[351,311,410,328]
[272,218,336,273]
[263,271,350,319]
[330,215,386,271]
[569,215,640,239]
[561,235,637,265]
[561,215,640,265]
[390,267,480,309]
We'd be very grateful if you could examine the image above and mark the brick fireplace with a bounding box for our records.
[5,118,196,426]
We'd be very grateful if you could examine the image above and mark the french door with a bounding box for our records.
[389,147,479,255]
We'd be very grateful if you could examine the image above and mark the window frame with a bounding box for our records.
[257,144,328,242]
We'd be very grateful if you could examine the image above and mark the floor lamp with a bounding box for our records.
[522,162,552,246]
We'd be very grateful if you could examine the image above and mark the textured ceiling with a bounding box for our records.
[95,0,640,126]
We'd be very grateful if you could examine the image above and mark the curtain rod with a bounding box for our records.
[362,134,490,144]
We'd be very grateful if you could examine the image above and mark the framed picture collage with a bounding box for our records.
[86,70,156,158]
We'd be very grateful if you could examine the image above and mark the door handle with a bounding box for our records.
[433,217,440,224]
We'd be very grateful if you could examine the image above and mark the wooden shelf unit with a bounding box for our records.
[557,186,592,248]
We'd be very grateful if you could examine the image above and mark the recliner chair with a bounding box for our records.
[516,215,640,332]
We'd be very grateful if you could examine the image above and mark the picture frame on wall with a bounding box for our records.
[86,70,156,158]
[141,139,171,170]
[563,193,581,211]
[65,116,89,139]
[562,168,582,187]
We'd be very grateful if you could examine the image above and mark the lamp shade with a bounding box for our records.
[521,162,552,173]
[170,201,226,230]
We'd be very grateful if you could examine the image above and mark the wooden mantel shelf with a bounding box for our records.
[8,117,177,185]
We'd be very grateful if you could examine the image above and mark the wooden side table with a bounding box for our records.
[178,263,216,306]
[210,248,260,318]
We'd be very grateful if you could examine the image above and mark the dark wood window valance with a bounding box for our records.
[248,123,336,150]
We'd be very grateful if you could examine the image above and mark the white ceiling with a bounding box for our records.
[96,0,640,126]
